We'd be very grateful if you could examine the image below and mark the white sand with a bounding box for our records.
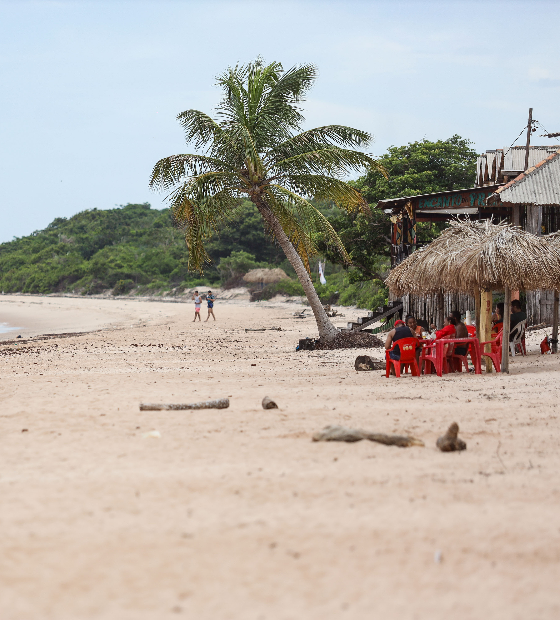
[1,294,559,619]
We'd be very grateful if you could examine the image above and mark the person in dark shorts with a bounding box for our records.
[509,299,527,341]
[451,310,469,356]
[385,319,416,361]
[205,290,216,322]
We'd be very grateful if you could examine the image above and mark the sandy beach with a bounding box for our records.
[1,294,559,619]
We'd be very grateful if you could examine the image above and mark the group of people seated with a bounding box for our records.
[385,311,469,363]
[385,300,528,367]
[492,300,527,340]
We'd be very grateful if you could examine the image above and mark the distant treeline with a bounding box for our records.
[0,201,286,295]
[0,136,477,310]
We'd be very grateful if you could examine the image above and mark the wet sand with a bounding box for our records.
[1,295,559,619]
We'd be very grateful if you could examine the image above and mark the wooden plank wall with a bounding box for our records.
[391,290,555,327]
[399,292,476,329]
[526,290,555,325]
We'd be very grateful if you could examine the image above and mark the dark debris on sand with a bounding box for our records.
[313,331,384,350]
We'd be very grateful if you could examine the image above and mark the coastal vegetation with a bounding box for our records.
[0,137,477,311]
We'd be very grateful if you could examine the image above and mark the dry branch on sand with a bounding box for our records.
[312,425,424,447]
[139,399,229,411]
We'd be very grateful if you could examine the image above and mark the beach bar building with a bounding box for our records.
[376,145,560,326]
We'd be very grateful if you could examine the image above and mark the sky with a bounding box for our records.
[0,0,559,242]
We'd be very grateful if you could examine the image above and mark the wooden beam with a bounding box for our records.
[480,290,493,373]
[474,287,481,342]
[501,287,511,373]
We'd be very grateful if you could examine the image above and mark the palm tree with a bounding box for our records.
[150,60,386,341]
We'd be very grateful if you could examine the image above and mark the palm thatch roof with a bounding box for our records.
[243,268,289,284]
[386,219,560,295]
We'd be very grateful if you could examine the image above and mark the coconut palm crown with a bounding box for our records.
[149,59,386,340]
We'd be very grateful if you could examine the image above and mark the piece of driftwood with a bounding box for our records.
[262,396,278,409]
[436,422,466,452]
[354,355,384,371]
[140,398,229,411]
[312,425,424,447]
[245,327,282,332]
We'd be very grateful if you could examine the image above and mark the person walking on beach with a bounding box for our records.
[205,290,216,322]
[192,290,202,321]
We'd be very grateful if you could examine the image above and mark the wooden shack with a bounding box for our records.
[376,145,560,326]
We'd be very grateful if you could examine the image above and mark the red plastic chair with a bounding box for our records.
[385,338,420,377]
[422,339,450,375]
[479,330,502,372]
[466,325,476,337]
[448,342,471,372]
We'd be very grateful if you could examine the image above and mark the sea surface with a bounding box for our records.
[0,323,19,334]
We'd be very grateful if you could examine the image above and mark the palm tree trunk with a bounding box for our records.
[254,199,338,341]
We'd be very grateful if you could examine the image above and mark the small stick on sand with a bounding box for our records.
[312,425,424,447]
[140,398,229,411]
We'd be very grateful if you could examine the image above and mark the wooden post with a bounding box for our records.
[437,291,444,329]
[553,290,559,354]
[474,287,481,340]
[524,107,533,171]
[480,290,493,373]
[501,287,511,373]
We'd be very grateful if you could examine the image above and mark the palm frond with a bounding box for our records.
[260,189,317,271]
[170,187,240,272]
[266,125,372,162]
[282,174,369,214]
[273,146,386,177]
[149,154,235,191]
[176,110,222,150]
[269,185,351,265]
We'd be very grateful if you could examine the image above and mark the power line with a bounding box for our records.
[504,125,529,157]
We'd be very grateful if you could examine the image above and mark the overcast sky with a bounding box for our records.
[1,0,559,242]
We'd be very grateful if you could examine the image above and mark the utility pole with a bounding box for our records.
[524,107,533,171]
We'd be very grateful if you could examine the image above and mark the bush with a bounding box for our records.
[257,278,305,301]
[112,279,135,296]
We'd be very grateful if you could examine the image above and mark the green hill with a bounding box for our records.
[0,202,285,295]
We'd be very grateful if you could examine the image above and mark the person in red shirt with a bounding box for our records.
[431,315,457,339]
[429,315,457,357]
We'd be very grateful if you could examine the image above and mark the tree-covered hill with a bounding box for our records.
[0,202,284,295]
[0,135,477,312]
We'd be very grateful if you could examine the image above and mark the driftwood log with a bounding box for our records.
[140,398,229,411]
[436,422,466,452]
[312,425,424,447]
[354,355,384,371]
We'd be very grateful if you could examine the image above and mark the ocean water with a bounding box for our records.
[0,323,19,334]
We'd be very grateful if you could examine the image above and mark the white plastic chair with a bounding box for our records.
[509,319,527,356]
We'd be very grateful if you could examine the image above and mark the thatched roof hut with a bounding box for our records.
[386,220,560,296]
[243,268,289,286]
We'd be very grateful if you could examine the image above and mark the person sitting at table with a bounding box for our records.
[451,310,469,356]
[406,315,426,338]
[492,303,504,336]
[429,315,457,355]
[430,315,457,339]
[509,299,527,341]
[385,319,416,362]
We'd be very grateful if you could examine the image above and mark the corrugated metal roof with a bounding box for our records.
[488,149,560,206]
[476,146,560,186]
